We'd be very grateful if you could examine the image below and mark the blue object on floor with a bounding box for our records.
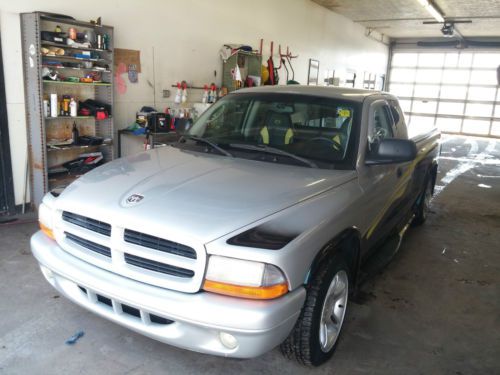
[133,127,146,135]
[65,330,85,345]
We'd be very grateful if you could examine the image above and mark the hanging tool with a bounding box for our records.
[266,42,275,85]
[282,46,299,85]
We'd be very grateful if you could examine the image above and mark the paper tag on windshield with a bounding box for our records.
[338,109,351,117]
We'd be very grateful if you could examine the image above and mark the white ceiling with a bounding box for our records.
[312,0,500,38]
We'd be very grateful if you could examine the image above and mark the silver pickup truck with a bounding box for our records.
[32,86,439,366]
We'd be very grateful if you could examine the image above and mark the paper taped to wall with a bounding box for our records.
[114,48,141,73]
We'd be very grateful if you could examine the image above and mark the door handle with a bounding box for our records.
[397,167,403,178]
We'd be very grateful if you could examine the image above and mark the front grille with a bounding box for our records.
[124,253,194,278]
[121,303,141,318]
[62,211,111,236]
[124,229,197,259]
[79,286,174,325]
[65,232,111,257]
[57,211,203,293]
[97,294,112,307]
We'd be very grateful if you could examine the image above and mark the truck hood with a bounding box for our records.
[56,147,356,243]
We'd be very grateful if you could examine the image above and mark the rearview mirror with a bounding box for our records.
[366,138,417,165]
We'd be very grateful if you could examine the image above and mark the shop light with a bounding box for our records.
[417,0,445,23]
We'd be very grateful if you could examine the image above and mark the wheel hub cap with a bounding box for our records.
[319,270,349,352]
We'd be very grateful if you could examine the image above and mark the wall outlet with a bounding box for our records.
[163,89,171,98]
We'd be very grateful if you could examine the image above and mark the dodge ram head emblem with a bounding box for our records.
[126,194,144,204]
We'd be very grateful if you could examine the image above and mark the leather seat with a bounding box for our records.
[259,112,294,146]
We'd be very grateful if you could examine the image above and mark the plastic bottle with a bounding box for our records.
[72,122,79,145]
[202,84,208,104]
[62,95,71,116]
[50,94,58,118]
[181,82,188,104]
[174,82,182,104]
[210,84,217,103]
[70,98,77,117]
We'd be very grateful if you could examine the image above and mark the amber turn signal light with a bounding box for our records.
[39,222,55,240]
[203,280,288,300]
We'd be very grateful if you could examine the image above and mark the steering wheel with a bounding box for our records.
[307,136,342,151]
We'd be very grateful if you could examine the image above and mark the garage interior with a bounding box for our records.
[0,0,499,374]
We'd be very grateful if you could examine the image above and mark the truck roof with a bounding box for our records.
[233,85,388,103]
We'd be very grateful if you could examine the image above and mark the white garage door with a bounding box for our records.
[388,51,500,138]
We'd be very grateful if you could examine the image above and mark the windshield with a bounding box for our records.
[180,93,360,169]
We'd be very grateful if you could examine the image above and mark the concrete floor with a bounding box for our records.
[0,135,499,374]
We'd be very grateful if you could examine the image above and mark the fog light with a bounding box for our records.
[219,331,238,349]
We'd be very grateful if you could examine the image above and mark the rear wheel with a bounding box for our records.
[280,254,350,366]
[413,177,433,225]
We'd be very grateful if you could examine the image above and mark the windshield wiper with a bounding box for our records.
[180,135,233,157]
[228,143,318,168]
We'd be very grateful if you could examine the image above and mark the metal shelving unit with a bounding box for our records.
[21,12,115,207]
[222,51,262,93]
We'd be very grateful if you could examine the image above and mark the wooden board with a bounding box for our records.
[114,48,141,72]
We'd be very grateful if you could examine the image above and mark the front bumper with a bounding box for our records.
[30,231,306,358]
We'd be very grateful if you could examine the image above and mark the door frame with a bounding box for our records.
[0,35,15,215]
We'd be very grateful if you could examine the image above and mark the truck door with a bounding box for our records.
[357,99,413,253]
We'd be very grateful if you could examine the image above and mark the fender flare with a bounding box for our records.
[304,227,362,288]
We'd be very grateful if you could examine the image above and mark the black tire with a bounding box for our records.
[413,176,433,226]
[280,253,350,367]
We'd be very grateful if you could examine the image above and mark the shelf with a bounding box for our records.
[42,54,108,63]
[40,14,112,30]
[42,64,111,73]
[44,116,112,121]
[21,12,115,206]
[47,143,112,152]
[45,116,93,120]
[43,80,111,86]
[41,41,112,53]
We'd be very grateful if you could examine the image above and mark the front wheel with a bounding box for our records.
[280,254,350,366]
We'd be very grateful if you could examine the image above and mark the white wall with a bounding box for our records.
[0,0,388,205]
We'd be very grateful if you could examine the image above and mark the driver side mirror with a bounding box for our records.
[366,138,417,165]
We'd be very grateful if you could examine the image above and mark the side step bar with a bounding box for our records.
[357,214,415,285]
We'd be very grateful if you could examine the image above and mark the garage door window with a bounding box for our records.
[388,51,500,137]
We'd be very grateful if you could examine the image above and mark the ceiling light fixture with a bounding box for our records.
[416,0,445,23]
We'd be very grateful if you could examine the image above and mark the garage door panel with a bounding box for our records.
[390,84,414,97]
[413,84,440,98]
[392,53,418,67]
[389,51,500,138]
[413,100,438,114]
[472,53,500,68]
[418,53,445,67]
[458,53,473,68]
[494,106,500,118]
[442,70,470,84]
[491,122,500,137]
[398,99,412,112]
[462,119,491,135]
[444,53,459,67]
[438,102,464,115]
[470,70,498,85]
[390,68,416,82]
[416,69,442,84]
[436,118,462,133]
[440,86,468,100]
[468,87,497,101]
[465,103,494,117]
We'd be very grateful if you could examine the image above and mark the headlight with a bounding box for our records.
[39,195,56,240]
[203,255,288,300]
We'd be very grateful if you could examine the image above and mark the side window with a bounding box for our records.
[370,104,394,143]
[389,100,408,139]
